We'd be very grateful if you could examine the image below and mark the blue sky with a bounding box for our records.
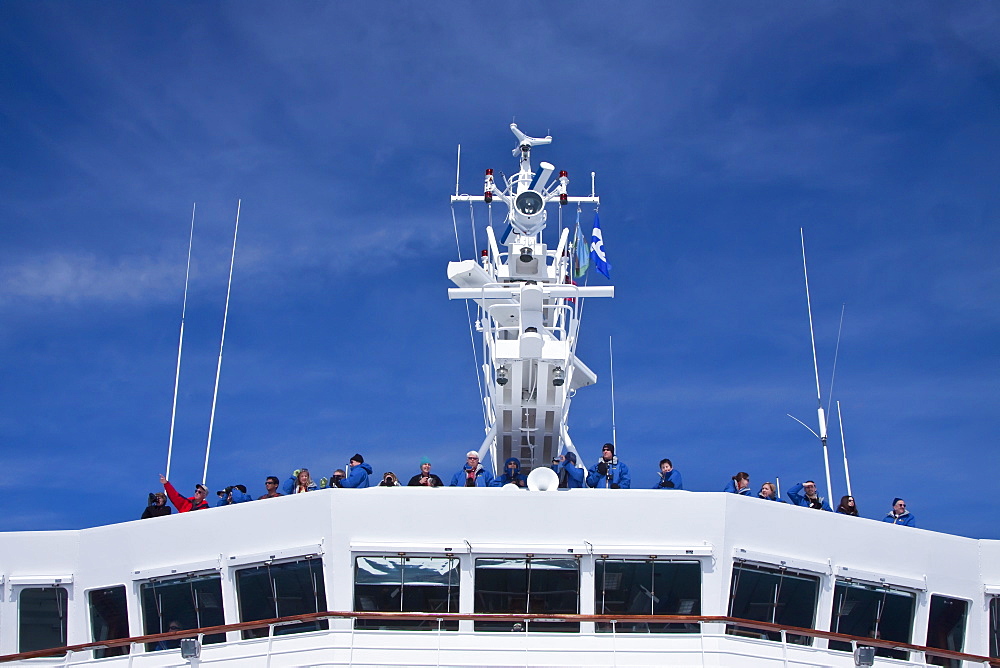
[1,2,997,537]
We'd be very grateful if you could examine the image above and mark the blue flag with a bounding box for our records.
[572,220,590,278]
[590,213,611,279]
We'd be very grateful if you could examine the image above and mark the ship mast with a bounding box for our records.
[448,125,613,474]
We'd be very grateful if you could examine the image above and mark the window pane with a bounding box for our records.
[140,574,226,651]
[595,560,701,633]
[354,556,459,631]
[89,586,129,658]
[728,564,818,644]
[236,558,328,639]
[926,595,968,668]
[829,581,914,660]
[19,587,68,653]
[991,598,1000,659]
[474,558,578,632]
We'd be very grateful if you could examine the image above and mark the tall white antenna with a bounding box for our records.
[609,335,618,450]
[455,144,461,197]
[827,303,846,417]
[800,228,833,503]
[838,401,853,496]
[202,200,241,485]
[166,204,196,480]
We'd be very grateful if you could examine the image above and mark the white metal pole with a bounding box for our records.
[166,204,196,480]
[801,229,833,503]
[838,401,853,497]
[202,200,241,485]
[609,335,617,451]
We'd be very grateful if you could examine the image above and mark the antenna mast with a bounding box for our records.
[800,228,833,503]
[609,335,618,450]
[202,200,241,485]
[166,204,196,480]
[838,401,853,496]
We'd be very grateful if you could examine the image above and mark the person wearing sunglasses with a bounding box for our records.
[159,475,209,512]
[882,497,916,527]
[258,476,283,499]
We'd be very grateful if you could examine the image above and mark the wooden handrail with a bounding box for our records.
[1,611,997,664]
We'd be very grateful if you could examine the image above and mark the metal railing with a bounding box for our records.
[2,611,997,665]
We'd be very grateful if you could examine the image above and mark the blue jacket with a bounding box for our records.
[758,491,786,503]
[494,457,527,487]
[586,457,630,489]
[342,462,373,489]
[787,482,832,511]
[723,479,752,495]
[551,455,584,489]
[882,511,916,527]
[450,463,495,487]
[652,469,683,490]
[214,486,254,506]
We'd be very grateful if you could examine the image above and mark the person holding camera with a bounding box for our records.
[449,451,494,487]
[494,457,527,487]
[652,458,683,490]
[586,443,631,489]
[378,472,401,487]
[407,457,443,487]
[141,492,172,519]
[214,484,253,506]
[551,451,584,489]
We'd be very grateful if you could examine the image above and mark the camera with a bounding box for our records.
[148,492,158,506]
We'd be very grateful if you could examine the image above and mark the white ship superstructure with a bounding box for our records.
[1,128,999,668]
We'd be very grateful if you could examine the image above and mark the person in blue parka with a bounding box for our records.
[551,451,584,489]
[494,457,527,487]
[787,480,832,511]
[724,472,752,495]
[652,458,683,490]
[214,484,254,506]
[586,443,630,489]
[450,451,495,487]
[341,454,372,489]
[882,498,916,527]
[757,482,785,502]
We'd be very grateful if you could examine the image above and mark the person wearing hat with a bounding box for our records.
[882,498,916,527]
[341,453,373,488]
[449,450,495,487]
[141,492,172,519]
[586,443,631,489]
[550,452,584,489]
[159,474,210,512]
[407,457,443,487]
[494,457,527,487]
[214,484,253,506]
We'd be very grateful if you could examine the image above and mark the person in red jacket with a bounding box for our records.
[159,474,209,512]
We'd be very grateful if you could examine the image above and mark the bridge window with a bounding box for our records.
[727,562,819,645]
[595,558,700,633]
[991,597,1000,658]
[88,586,129,658]
[354,556,459,630]
[925,595,968,668]
[140,573,225,651]
[474,557,579,632]
[829,580,915,660]
[18,587,68,653]
[236,557,328,639]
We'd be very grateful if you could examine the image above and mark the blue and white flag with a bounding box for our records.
[590,213,611,279]
[572,220,590,278]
